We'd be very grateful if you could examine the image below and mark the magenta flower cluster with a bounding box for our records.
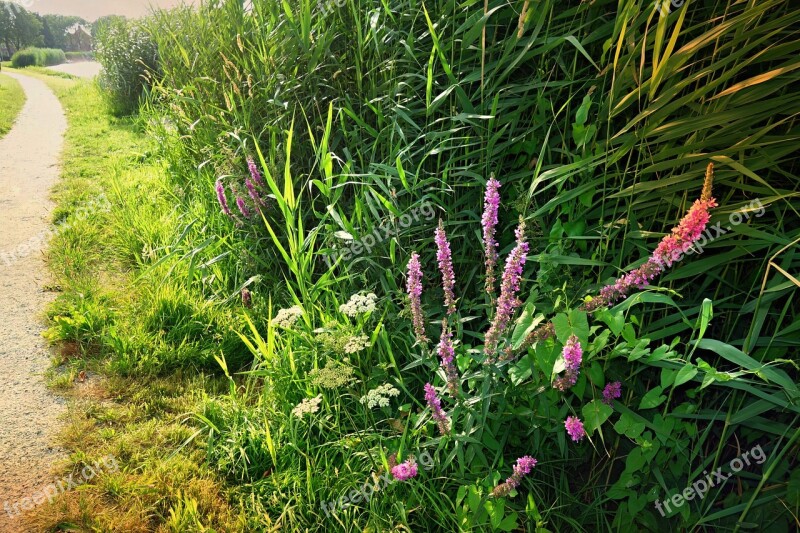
[603,381,622,406]
[484,220,529,361]
[406,252,428,343]
[553,335,583,391]
[437,329,459,396]
[565,416,586,442]
[584,194,717,312]
[435,220,457,315]
[391,458,419,481]
[492,455,538,497]
[482,177,501,295]
[215,156,270,221]
[424,383,450,435]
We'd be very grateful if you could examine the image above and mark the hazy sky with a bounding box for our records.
[11,0,199,21]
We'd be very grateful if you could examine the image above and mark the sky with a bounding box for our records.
[10,0,199,21]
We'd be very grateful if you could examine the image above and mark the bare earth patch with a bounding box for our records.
[0,73,67,531]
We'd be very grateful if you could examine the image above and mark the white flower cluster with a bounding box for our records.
[343,335,371,354]
[339,293,378,317]
[360,384,400,409]
[272,305,303,328]
[292,395,323,418]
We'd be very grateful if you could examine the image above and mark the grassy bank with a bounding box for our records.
[17,71,243,531]
[0,73,25,137]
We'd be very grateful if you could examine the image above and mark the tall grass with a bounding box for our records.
[81,0,800,529]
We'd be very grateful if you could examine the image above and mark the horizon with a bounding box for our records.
[7,0,199,22]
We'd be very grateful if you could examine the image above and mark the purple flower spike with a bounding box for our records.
[484,218,529,361]
[492,455,537,498]
[406,252,428,343]
[482,177,501,295]
[553,335,583,391]
[247,156,265,187]
[424,383,450,435]
[236,197,251,218]
[435,220,457,315]
[245,177,265,208]
[437,327,460,396]
[603,381,622,406]
[565,416,586,442]
[391,459,418,481]
[215,179,232,217]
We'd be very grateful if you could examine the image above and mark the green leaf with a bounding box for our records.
[639,387,667,409]
[697,298,713,339]
[511,304,544,350]
[673,365,698,388]
[582,400,613,435]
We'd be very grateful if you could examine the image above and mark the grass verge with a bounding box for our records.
[18,70,244,532]
[0,72,25,138]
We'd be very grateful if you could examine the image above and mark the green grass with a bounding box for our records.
[0,73,25,138]
[17,69,245,532]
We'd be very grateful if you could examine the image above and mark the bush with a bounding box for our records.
[10,47,66,68]
[95,18,158,116]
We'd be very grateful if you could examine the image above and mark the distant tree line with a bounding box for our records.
[0,1,125,59]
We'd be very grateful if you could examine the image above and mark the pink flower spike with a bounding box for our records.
[391,459,418,481]
[484,218,529,361]
[603,381,622,406]
[492,455,537,497]
[482,177,501,295]
[565,416,586,442]
[423,383,450,435]
[215,179,232,217]
[437,328,460,396]
[406,253,428,343]
[435,220,457,315]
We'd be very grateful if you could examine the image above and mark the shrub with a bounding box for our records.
[95,17,158,115]
[10,47,66,68]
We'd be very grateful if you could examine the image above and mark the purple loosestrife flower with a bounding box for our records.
[583,168,717,312]
[563,335,582,372]
[424,383,450,435]
[437,326,460,396]
[553,335,583,391]
[247,156,265,187]
[435,220,457,315]
[484,219,529,362]
[391,459,419,481]
[406,253,428,343]
[492,455,537,498]
[245,177,266,208]
[565,416,586,442]
[236,196,251,219]
[482,177,501,295]
[603,381,622,406]
[215,179,232,217]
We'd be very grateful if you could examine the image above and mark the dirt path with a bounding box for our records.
[0,72,67,531]
[48,61,102,80]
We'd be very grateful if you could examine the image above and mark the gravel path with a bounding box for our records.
[0,72,67,530]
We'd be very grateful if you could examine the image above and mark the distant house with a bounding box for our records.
[65,23,92,52]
